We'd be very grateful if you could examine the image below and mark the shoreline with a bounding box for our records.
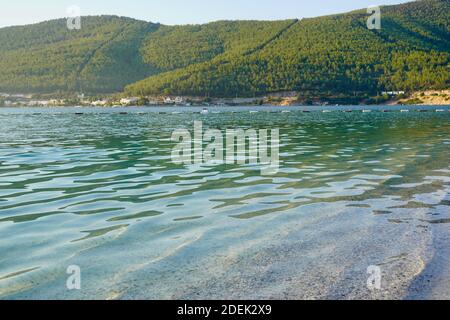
[1,104,450,109]
[2,90,449,108]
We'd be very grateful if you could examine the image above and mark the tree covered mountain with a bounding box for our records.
[0,0,448,97]
[0,16,160,93]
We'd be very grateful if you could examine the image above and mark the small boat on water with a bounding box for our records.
[249,110,258,114]
[322,110,332,113]
[362,110,372,113]
[281,110,291,113]
[436,109,445,112]
[400,109,410,113]
[200,108,209,115]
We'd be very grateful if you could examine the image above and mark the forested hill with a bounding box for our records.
[0,0,448,97]
[0,16,160,93]
[126,0,450,97]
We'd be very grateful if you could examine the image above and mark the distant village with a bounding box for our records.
[1,90,449,107]
[0,92,300,107]
[0,93,196,107]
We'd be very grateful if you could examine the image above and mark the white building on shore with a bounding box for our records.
[91,100,108,106]
[120,97,140,105]
[164,96,184,104]
[382,91,405,96]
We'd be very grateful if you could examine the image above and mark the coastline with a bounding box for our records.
[2,90,449,108]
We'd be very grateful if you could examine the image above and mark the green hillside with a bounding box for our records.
[0,16,160,93]
[140,20,297,72]
[0,0,448,97]
[126,0,450,97]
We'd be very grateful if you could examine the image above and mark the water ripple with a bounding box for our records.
[0,107,449,299]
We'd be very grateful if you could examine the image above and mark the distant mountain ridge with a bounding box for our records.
[0,0,448,98]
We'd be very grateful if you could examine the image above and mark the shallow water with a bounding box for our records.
[0,106,449,299]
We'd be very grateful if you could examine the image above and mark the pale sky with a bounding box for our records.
[0,0,410,28]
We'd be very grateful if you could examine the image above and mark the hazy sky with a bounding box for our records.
[0,0,410,28]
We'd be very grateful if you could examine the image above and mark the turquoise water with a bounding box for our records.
[0,106,449,299]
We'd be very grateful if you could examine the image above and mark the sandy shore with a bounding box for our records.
[396,90,450,106]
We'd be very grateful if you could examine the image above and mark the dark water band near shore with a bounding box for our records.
[0,105,449,299]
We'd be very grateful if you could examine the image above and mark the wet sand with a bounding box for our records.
[407,221,450,299]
